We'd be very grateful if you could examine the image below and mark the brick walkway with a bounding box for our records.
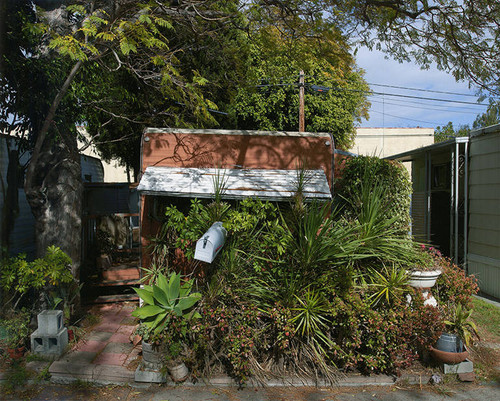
[49,303,140,384]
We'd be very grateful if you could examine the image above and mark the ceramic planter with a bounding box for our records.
[142,341,164,369]
[408,269,442,289]
[168,361,189,382]
[431,333,468,364]
[436,332,463,353]
[430,346,469,364]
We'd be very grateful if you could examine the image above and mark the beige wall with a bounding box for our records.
[468,129,500,299]
[350,127,435,158]
[77,127,129,183]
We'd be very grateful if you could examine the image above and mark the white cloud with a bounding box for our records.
[355,48,487,128]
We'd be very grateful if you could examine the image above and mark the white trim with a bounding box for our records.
[143,128,330,138]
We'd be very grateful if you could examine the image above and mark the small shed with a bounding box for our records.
[138,128,338,271]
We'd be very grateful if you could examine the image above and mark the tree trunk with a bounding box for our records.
[24,130,83,308]
[24,60,83,310]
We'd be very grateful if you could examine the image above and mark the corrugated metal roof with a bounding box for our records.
[137,167,331,201]
[144,128,331,138]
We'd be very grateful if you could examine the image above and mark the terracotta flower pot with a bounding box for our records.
[430,346,469,364]
[7,346,25,360]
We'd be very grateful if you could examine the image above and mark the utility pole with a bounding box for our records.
[298,70,305,132]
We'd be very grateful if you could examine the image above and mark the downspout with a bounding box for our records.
[455,141,459,263]
[464,140,469,272]
[138,129,148,282]
[426,151,432,242]
[329,133,335,197]
[450,146,455,259]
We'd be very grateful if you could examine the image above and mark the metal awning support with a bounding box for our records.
[387,137,470,268]
[137,167,332,201]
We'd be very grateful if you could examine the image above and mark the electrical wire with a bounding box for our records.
[367,82,482,98]
[369,109,442,125]
[253,81,489,107]
[369,99,484,115]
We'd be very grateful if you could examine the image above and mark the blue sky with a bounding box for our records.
[355,47,490,129]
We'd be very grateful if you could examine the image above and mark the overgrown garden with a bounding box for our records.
[133,156,479,384]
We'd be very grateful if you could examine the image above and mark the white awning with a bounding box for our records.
[137,167,331,201]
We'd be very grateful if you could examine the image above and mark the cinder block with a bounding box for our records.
[31,327,68,358]
[134,362,167,383]
[37,310,64,335]
[443,359,474,374]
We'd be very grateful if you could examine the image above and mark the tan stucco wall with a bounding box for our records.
[77,127,129,183]
[350,127,435,158]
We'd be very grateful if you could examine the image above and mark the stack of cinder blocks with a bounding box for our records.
[30,310,68,359]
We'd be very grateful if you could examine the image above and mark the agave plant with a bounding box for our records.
[132,272,201,335]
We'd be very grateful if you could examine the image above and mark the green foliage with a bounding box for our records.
[1,360,30,391]
[336,155,412,235]
[364,264,409,307]
[251,1,500,96]
[434,121,471,143]
[443,304,480,347]
[0,309,31,349]
[291,289,330,337]
[149,171,480,381]
[0,246,73,308]
[132,272,201,336]
[228,24,369,149]
[473,101,500,129]
[434,256,479,310]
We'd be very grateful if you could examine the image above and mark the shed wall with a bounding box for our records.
[468,130,500,298]
[140,129,335,270]
[141,131,333,185]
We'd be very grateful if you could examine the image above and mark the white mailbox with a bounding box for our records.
[194,222,227,263]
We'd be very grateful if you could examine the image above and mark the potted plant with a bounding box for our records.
[431,304,479,364]
[0,310,31,359]
[404,246,442,309]
[132,271,201,381]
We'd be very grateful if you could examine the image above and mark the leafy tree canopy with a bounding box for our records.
[434,122,470,143]
[227,22,369,150]
[253,1,500,96]
[473,101,500,130]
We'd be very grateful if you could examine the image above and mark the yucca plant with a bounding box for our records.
[444,303,480,347]
[364,264,409,307]
[132,272,201,335]
[291,289,330,337]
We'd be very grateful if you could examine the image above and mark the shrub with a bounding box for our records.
[328,289,443,375]
[434,256,479,310]
[0,246,73,309]
[336,155,411,234]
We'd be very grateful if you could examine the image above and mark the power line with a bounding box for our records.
[368,82,481,98]
[369,109,442,126]
[253,81,489,107]
[369,99,482,115]
[367,90,488,107]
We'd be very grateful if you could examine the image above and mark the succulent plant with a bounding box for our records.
[132,272,201,334]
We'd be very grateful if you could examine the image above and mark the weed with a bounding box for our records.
[1,360,30,391]
[69,378,93,389]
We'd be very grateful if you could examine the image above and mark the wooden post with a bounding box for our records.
[299,70,305,132]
